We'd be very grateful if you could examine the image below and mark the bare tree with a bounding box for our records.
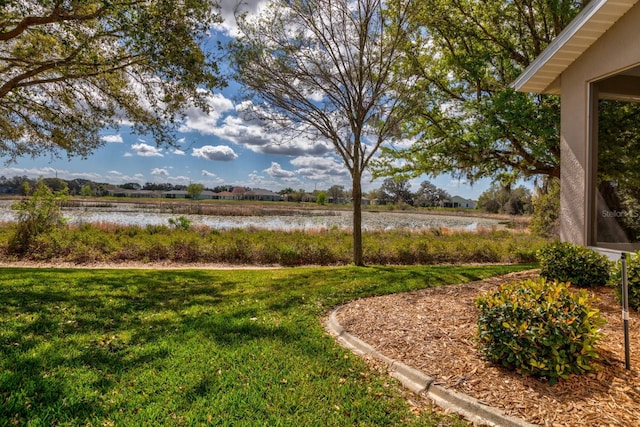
[230,0,419,265]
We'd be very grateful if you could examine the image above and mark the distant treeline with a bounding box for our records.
[0,175,243,196]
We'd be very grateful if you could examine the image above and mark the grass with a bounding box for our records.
[0,264,534,426]
[0,223,548,265]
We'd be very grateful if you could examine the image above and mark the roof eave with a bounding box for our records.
[512,0,637,94]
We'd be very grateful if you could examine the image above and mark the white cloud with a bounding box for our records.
[214,0,269,36]
[172,148,185,156]
[192,145,238,161]
[0,166,157,186]
[201,170,217,177]
[291,156,344,172]
[123,152,133,157]
[131,143,164,157]
[212,114,333,157]
[264,162,295,178]
[104,171,146,184]
[0,167,103,182]
[290,155,350,182]
[178,92,235,135]
[101,134,123,143]
[172,175,191,185]
[151,168,170,177]
[246,171,278,188]
[448,178,469,187]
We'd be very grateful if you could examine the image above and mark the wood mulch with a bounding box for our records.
[335,270,640,427]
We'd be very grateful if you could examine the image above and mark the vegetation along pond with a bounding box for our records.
[0,200,504,232]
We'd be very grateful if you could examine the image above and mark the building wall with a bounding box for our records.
[560,2,640,246]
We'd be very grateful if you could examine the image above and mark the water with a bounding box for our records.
[0,200,502,232]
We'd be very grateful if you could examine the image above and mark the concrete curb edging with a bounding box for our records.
[326,308,539,427]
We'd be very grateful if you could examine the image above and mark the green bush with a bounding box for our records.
[168,216,191,230]
[278,245,303,266]
[537,241,611,287]
[8,180,69,255]
[475,278,605,385]
[530,178,560,238]
[609,251,640,311]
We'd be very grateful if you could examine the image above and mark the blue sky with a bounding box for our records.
[0,0,492,200]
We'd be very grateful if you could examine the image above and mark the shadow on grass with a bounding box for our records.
[0,268,338,424]
[0,264,533,424]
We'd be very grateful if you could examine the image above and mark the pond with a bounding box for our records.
[0,200,503,232]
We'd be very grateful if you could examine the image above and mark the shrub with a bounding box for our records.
[170,235,202,262]
[530,178,560,238]
[475,278,605,385]
[8,180,69,255]
[168,216,191,231]
[609,251,640,311]
[278,245,303,266]
[537,241,611,287]
[145,224,170,235]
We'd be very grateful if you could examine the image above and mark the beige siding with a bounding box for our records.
[560,2,640,245]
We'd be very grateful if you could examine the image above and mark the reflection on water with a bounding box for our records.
[0,200,501,232]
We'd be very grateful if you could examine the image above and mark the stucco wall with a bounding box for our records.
[559,2,640,246]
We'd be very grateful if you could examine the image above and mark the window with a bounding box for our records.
[592,65,640,250]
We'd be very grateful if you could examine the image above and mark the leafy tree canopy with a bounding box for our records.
[0,0,224,161]
[477,183,532,215]
[414,180,450,207]
[375,0,588,183]
[326,185,345,201]
[378,177,413,205]
[186,183,205,199]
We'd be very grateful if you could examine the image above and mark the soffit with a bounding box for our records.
[513,0,639,94]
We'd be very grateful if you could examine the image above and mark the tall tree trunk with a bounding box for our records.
[352,167,364,266]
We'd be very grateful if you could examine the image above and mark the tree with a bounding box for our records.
[283,189,308,203]
[231,0,421,265]
[80,184,94,198]
[67,178,95,195]
[366,187,384,203]
[327,185,345,203]
[376,0,588,183]
[379,177,413,205]
[1,0,224,161]
[144,182,175,191]
[41,178,67,192]
[316,192,327,205]
[414,180,450,207]
[187,183,205,199]
[477,184,532,215]
[279,188,295,196]
[121,182,141,191]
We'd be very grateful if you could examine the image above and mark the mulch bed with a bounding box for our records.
[335,270,640,426]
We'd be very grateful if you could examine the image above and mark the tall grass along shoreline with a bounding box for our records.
[0,222,547,266]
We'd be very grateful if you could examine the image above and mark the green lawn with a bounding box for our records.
[0,264,533,426]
